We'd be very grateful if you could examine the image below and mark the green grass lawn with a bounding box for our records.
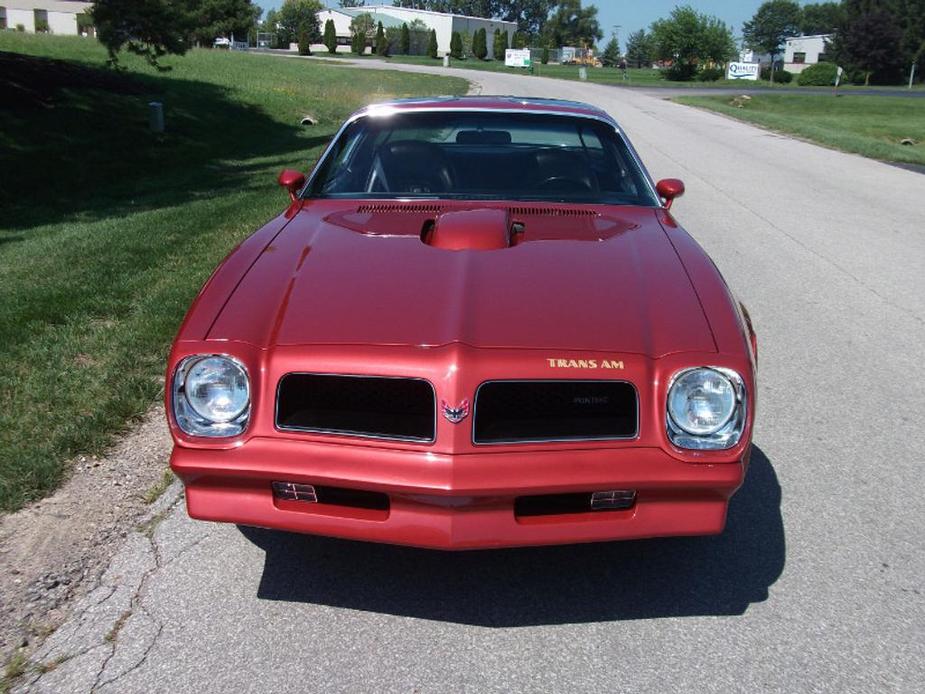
[674,93,925,167]
[0,34,467,513]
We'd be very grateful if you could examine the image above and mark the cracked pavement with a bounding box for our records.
[16,60,925,692]
[16,483,183,694]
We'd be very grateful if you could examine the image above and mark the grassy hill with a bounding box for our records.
[0,34,467,512]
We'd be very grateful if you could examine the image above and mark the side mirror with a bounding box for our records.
[655,178,685,210]
[278,169,306,202]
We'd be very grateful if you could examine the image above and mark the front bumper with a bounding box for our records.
[171,437,747,549]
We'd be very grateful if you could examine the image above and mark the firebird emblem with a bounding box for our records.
[441,399,470,424]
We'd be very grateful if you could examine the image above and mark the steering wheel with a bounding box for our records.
[536,176,594,193]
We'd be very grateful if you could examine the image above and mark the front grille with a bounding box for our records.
[276,374,436,442]
[473,380,638,444]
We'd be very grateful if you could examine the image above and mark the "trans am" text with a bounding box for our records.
[546,359,624,370]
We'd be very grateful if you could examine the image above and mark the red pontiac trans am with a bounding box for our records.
[166,96,757,550]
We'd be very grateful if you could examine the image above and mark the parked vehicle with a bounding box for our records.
[166,97,757,549]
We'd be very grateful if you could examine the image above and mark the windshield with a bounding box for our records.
[306,111,659,206]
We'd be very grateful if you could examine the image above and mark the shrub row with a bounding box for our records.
[797,62,839,86]
[760,67,794,83]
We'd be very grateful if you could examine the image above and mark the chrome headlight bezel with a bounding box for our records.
[172,355,250,438]
[666,367,746,450]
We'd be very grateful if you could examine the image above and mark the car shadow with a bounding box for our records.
[239,445,785,626]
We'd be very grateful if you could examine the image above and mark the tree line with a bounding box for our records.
[91,0,924,85]
[738,0,923,85]
[622,0,923,84]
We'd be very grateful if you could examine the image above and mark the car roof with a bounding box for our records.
[352,96,617,127]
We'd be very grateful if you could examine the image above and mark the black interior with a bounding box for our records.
[374,140,455,195]
[310,112,658,206]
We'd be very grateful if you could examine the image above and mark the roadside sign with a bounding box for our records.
[505,49,532,68]
[726,62,760,80]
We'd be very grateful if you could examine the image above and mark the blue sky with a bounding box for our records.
[256,2,770,44]
[595,1,766,43]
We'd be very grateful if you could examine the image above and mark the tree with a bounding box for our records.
[834,5,906,84]
[428,28,439,58]
[323,18,337,53]
[384,25,402,53]
[349,12,375,54]
[512,31,528,49]
[340,0,365,6]
[742,0,802,82]
[473,27,488,59]
[400,22,410,54]
[625,28,654,68]
[376,21,390,55]
[800,2,845,35]
[450,30,463,58]
[298,28,312,54]
[541,43,549,63]
[600,35,620,66]
[493,28,509,60]
[542,0,602,48]
[498,0,557,36]
[189,0,261,46]
[830,0,921,85]
[91,0,194,67]
[650,5,736,80]
[897,0,925,81]
[406,18,430,54]
[277,0,322,47]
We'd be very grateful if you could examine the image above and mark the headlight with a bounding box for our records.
[667,367,745,450]
[172,355,250,437]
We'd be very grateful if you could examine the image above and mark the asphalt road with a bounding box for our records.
[22,60,924,693]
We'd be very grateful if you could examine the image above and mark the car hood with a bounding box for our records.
[207,201,716,357]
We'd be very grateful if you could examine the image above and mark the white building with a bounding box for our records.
[315,7,405,51]
[783,34,833,73]
[1,0,92,34]
[738,49,772,66]
[315,5,516,57]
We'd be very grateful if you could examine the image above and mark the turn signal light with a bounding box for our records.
[590,490,636,511]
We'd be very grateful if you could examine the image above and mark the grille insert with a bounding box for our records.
[277,374,436,442]
[473,380,638,444]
